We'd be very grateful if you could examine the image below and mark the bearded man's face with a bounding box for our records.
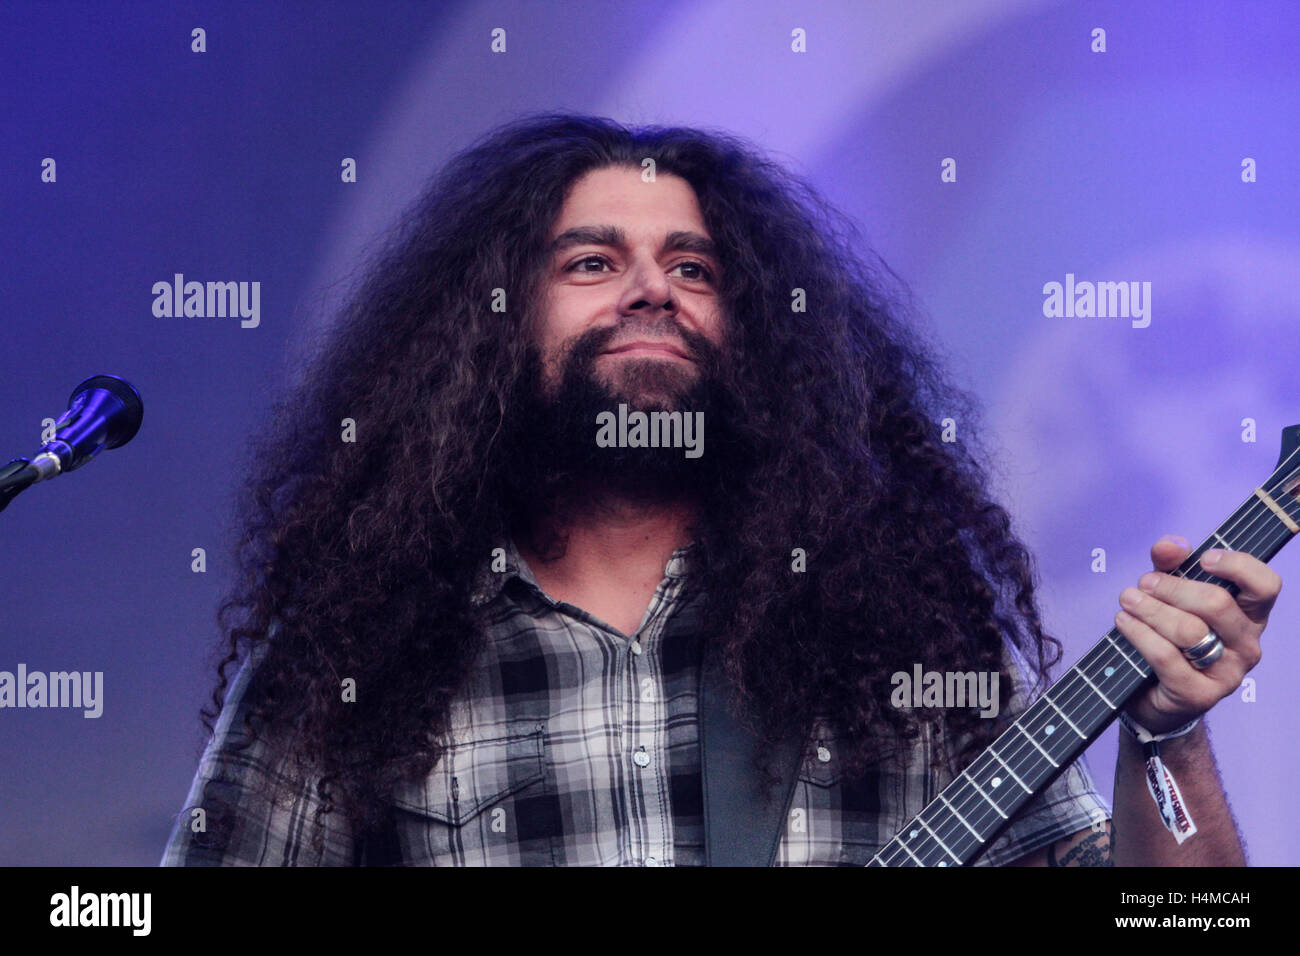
[511,164,733,495]
[513,315,727,494]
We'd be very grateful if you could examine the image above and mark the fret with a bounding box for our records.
[864,425,1300,866]
[899,837,930,868]
[917,817,960,864]
[1018,697,1086,766]
[898,837,924,865]
[903,822,942,868]
[1014,720,1058,767]
[1104,631,1148,678]
[1041,692,1087,739]
[1080,648,1133,708]
[1071,664,1114,708]
[937,791,984,842]
[989,748,1032,793]
[962,769,1008,819]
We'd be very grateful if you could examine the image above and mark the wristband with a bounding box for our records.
[1117,711,1199,844]
[1117,711,1201,744]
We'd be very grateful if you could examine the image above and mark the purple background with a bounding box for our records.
[1,0,1296,865]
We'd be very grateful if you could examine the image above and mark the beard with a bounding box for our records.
[499,318,746,526]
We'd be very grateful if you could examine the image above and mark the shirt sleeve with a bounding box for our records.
[960,637,1114,868]
[160,644,356,866]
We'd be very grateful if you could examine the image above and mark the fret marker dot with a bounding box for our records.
[938,862,947,867]
[909,829,918,839]
[991,776,1002,788]
[1104,666,1115,677]
[1045,724,1055,735]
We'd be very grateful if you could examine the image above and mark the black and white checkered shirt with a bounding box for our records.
[162,538,1110,866]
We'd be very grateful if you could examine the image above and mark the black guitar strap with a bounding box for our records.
[691,596,807,867]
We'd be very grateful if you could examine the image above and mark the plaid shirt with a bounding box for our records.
[162,538,1111,866]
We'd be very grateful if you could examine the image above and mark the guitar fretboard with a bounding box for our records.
[867,465,1300,867]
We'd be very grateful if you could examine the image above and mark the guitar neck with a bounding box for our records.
[867,426,1300,866]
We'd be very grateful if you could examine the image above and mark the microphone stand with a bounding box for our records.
[0,458,37,514]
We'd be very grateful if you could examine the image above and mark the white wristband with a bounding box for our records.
[1117,711,1201,744]
[1116,711,1199,844]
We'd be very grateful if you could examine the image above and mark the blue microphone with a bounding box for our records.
[25,374,144,481]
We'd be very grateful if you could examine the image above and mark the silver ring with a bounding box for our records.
[1183,631,1222,660]
[1184,631,1225,670]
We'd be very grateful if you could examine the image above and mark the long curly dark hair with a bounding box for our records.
[202,111,1063,847]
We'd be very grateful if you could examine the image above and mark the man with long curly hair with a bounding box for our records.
[162,113,1278,866]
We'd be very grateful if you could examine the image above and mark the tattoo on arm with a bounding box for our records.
[1047,824,1114,867]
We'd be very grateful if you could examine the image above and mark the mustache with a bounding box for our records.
[564,318,722,370]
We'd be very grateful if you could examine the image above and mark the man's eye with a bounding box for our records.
[672,260,714,282]
[566,255,714,282]
[568,255,610,273]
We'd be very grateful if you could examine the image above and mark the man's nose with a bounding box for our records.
[619,255,677,311]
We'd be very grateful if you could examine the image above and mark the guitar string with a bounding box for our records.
[870,445,1300,865]
[874,488,1297,867]
[875,500,1292,866]
[875,492,1297,867]
[936,492,1299,864]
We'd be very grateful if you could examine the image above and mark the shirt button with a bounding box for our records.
[630,640,643,655]
[644,857,659,866]
[633,746,651,767]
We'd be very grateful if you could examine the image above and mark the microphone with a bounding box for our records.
[26,375,143,481]
[0,376,143,512]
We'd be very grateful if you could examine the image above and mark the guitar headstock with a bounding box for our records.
[1269,424,1300,502]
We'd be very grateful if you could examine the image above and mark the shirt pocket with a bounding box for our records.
[389,723,555,864]
[785,725,885,866]
[780,727,845,865]
[798,727,844,788]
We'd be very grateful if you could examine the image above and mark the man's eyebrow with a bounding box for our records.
[548,225,718,260]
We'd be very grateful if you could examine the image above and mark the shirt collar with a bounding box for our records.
[469,536,696,609]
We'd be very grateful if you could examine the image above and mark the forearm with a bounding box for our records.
[1112,719,1246,866]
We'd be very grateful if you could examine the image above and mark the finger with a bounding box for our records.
[1197,548,1283,623]
[1120,573,1255,656]
[1150,535,1191,572]
[1114,607,1240,710]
